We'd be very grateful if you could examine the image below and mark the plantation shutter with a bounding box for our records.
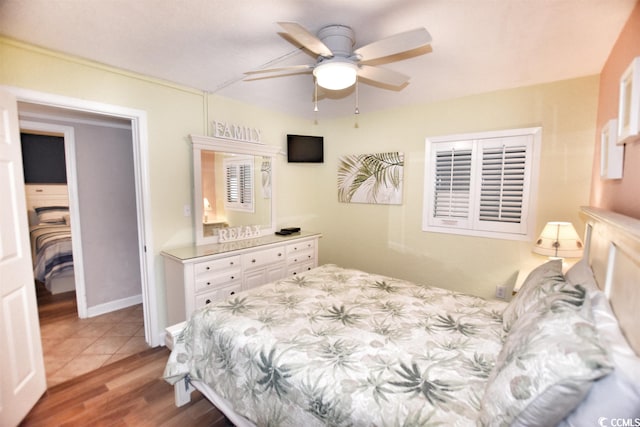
[423,128,539,240]
[474,136,532,234]
[428,141,474,229]
[224,156,254,212]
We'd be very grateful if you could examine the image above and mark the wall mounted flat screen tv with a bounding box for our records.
[21,133,67,184]
[287,134,324,163]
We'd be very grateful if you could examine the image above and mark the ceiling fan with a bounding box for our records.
[245,22,432,91]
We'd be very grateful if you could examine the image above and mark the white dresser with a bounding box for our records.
[162,232,320,325]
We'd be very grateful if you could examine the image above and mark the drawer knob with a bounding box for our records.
[278,253,282,257]
[252,259,256,263]
[205,299,211,304]
[206,266,210,271]
[230,261,234,265]
[294,258,298,262]
[207,281,211,286]
[230,291,235,296]
[230,276,235,280]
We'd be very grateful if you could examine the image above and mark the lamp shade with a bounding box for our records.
[533,221,583,258]
[313,60,358,90]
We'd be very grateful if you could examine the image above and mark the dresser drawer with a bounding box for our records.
[243,246,286,269]
[195,282,242,309]
[288,261,315,277]
[194,255,241,276]
[287,240,315,255]
[287,248,314,265]
[195,270,241,292]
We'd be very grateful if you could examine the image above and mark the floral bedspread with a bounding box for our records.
[164,264,507,426]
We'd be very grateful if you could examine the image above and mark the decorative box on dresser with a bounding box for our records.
[162,231,320,326]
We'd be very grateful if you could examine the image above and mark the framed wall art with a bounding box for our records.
[337,152,404,205]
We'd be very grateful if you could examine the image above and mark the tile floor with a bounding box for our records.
[40,304,148,387]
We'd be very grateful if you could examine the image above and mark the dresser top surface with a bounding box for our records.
[161,231,321,262]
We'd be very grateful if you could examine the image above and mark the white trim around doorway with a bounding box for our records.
[3,85,161,347]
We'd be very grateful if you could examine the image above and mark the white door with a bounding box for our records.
[0,90,46,426]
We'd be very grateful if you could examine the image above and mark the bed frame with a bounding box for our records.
[167,206,640,425]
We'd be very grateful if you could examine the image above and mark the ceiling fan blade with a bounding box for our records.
[355,28,432,62]
[245,64,313,75]
[357,65,410,87]
[278,22,333,57]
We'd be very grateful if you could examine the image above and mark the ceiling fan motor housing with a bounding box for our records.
[317,24,355,58]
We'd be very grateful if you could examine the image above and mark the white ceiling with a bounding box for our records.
[0,0,636,120]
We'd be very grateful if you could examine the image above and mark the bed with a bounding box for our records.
[29,205,75,294]
[164,206,640,426]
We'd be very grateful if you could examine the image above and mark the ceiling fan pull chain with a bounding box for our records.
[355,76,360,115]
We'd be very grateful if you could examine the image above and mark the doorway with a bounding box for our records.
[7,86,160,348]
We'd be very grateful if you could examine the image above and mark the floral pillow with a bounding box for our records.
[479,288,612,426]
[559,289,640,425]
[502,259,565,332]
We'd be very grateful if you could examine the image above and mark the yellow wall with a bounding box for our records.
[0,38,207,333]
[265,77,599,298]
[1,37,599,328]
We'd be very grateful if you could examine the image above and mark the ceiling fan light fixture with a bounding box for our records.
[313,60,358,90]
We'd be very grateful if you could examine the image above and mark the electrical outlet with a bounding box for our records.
[495,285,506,299]
[183,204,191,217]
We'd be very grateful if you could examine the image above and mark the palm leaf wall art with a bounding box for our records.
[337,152,404,204]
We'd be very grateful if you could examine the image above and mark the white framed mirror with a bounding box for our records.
[191,134,280,245]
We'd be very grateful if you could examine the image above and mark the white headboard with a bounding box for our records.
[581,206,640,353]
[24,184,69,211]
[24,184,69,226]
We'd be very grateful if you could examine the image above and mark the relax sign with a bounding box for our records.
[218,225,262,242]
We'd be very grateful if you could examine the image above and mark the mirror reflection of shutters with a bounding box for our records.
[224,156,254,213]
[432,142,473,228]
[226,164,239,203]
[238,164,252,204]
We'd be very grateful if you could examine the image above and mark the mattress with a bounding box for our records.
[164,264,507,426]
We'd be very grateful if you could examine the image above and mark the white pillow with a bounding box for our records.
[35,205,69,223]
[559,289,640,425]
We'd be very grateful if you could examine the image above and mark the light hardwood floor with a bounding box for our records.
[21,283,233,426]
[20,347,233,426]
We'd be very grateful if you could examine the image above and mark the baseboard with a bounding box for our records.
[86,294,143,318]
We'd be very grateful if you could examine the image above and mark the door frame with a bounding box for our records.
[19,120,89,317]
[3,85,160,346]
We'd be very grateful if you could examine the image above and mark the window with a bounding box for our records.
[224,156,254,212]
[422,127,541,241]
